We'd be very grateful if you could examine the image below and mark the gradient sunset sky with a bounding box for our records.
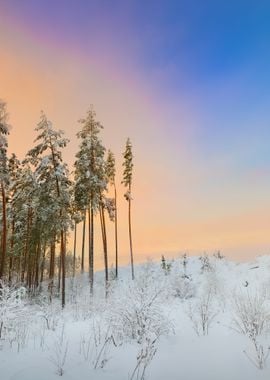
[1,0,270,263]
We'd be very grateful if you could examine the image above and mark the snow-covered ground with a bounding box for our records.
[2,254,270,380]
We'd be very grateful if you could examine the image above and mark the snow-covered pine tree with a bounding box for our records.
[75,106,106,294]
[10,162,37,285]
[106,150,118,278]
[0,101,10,279]
[26,112,72,306]
[7,153,21,282]
[70,191,82,278]
[122,138,135,280]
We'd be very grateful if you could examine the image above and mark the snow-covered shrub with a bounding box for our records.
[129,334,158,380]
[232,290,270,369]
[232,290,270,339]
[170,274,195,299]
[0,282,28,343]
[49,324,68,376]
[161,255,172,275]
[244,338,270,370]
[109,263,172,344]
[168,258,195,300]
[187,289,218,336]
[79,316,117,369]
[35,296,61,331]
[213,251,225,260]
[199,254,214,273]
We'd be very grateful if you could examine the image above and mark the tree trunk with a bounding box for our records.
[128,184,134,280]
[48,238,55,300]
[21,207,31,283]
[58,248,61,295]
[73,222,77,277]
[81,211,86,273]
[114,184,118,279]
[60,231,66,308]
[34,240,41,291]
[39,244,46,290]
[89,203,94,294]
[0,182,7,279]
[8,218,15,284]
[99,203,108,295]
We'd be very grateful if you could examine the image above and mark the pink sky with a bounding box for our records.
[1,2,270,265]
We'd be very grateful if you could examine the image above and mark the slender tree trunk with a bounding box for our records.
[34,240,41,291]
[89,202,94,294]
[39,244,46,290]
[73,222,77,277]
[8,218,15,284]
[58,249,61,295]
[128,184,134,280]
[21,208,31,283]
[88,207,91,277]
[0,182,7,279]
[114,184,118,279]
[99,203,108,295]
[48,238,55,300]
[27,242,36,291]
[60,230,66,308]
[81,211,86,273]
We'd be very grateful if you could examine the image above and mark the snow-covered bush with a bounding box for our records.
[187,289,218,336]
[170,274,195,299]
[129,334,158,380]
[35,296,61,331]
[79,315,117,369]
[199,254,214,273]
[232,290,270,339]
[48,324,69,376]
[0,282,28,342]
[232,290,270,369]
[109,263,172,344]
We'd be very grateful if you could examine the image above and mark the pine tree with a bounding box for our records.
[7,153,21,282]
[122,138,134,280]
[106,150,118,278]
[0,101,10,279]
[10,162,37,284]
[26,112,71,306]
[75,106,106,294]
[70,194,82,278]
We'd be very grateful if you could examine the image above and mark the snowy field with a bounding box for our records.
[1,254,270,380]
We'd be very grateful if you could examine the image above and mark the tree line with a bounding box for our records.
[0,100,135,307]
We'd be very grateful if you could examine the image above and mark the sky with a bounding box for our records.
[1,0,270,265]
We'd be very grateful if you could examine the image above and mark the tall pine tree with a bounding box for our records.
[0,101,10,279]
[26,112,71,306]
[106,150,118,278]
[75,106,106,293]
[122,138,134,280]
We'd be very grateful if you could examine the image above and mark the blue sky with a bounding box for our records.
[1,0,270,259]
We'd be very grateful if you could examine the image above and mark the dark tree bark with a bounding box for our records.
[0,182,7,279]
[81,211,86,273]
[128,183,134,280]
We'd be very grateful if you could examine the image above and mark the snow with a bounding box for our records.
[2,255,270,379]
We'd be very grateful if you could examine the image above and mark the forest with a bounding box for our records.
[0,100,134,307]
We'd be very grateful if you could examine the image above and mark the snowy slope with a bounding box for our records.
[1,255,270,380]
